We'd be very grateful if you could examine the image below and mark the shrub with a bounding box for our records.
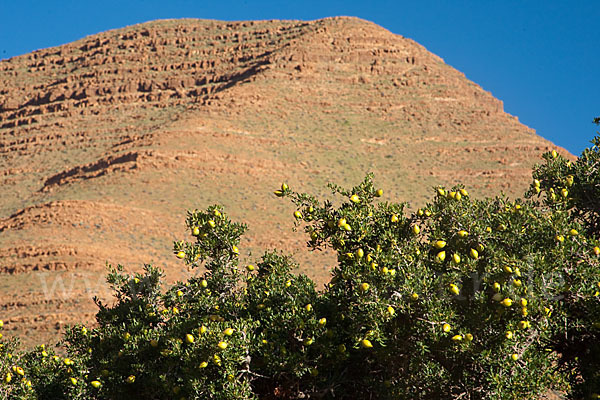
[1,136,600,399]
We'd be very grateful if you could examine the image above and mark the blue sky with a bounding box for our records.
[0,0,597,155]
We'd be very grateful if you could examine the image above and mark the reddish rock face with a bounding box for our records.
[0,17,569,347]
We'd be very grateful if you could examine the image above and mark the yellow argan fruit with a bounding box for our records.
[442,323,451,333]
[470,248,479,259]
[449,284,460,296]
[436,251,446,263]
[360,339,373,348]
[433,240,447,249]
[452,334,463,342]
[500,298,513,307]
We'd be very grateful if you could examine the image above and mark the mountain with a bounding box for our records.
[0,17,568,347]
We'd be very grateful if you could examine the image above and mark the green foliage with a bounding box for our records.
[1,136,600,399]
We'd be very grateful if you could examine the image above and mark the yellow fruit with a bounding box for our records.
[412,225,420,235]
[514,267,521,277]
[285,279,292,287]
[521,307,528,317]
[387,306,395,316]
[126,375,135,384]
[448,191,456,199]
[4,373,11,383]
[15,367,24,376]
[213,209,221,217]
[350,194,360,203]
[70,377,78,385]
[318,318,327,327]
[305,304,313,312]
[0,320,3,328]
[207,220,216,228]
[561,188,569,198]
[201,279,208,288]
[455,192,462,201]
[593,246,600,255]
[452,334,463,342]
[360,339,373,348]
[338,344,347,353]
[503,265,513,273]
[342,223,352,231]
[375,189,384,197]
[520,298,528,307]
[511,353,519,361]
[452,253,461,264]
[359,282,370,292]
[389,269,396,276]
[469,248,479,259]
[81,326,88,335]
[437,187,446,196]
[64,357,74,365]
[485,226,492,233]
[500,298,513,307]
[185,334,194,344]
[281,182,289,191]
[555,235,565,242]
[457,230,468,238]
[294,211,303,219]
[425,209,432,217]
[534,179,541,188]
[224,328,234,336]
[417,208,424,216]
[213,354,222,365]
[569,229,579,236]
[217,341,228,350]
[465,333,473,342]
[192,226,200,236]
[449,284,460,296]
[513,279,522,287]
[493,282,501,292]
[91,380,102,388]
[566,175,574,186]
[381,266,389,275]
[551,150,558,158]
[505,330,513,339]
[518,320,530,329]
[337,218,347,227]
[273,190,284,197]
[356,248,364,259]
[305,338,314,345]
[199,361,208,368]
[442,323,451,333]
[436,251,446,263]
[460,188,469,197]
[176,251,186,259]
[176,290,183,297]
[433,240,447,249]
[391,214,399,223]
[411,293,419,301]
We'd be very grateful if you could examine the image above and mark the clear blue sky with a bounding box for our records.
[0,0,597,155]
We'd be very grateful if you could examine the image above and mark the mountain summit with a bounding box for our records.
[0,17,566,346]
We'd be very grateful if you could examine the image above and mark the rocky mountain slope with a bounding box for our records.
[0,17,568,347]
